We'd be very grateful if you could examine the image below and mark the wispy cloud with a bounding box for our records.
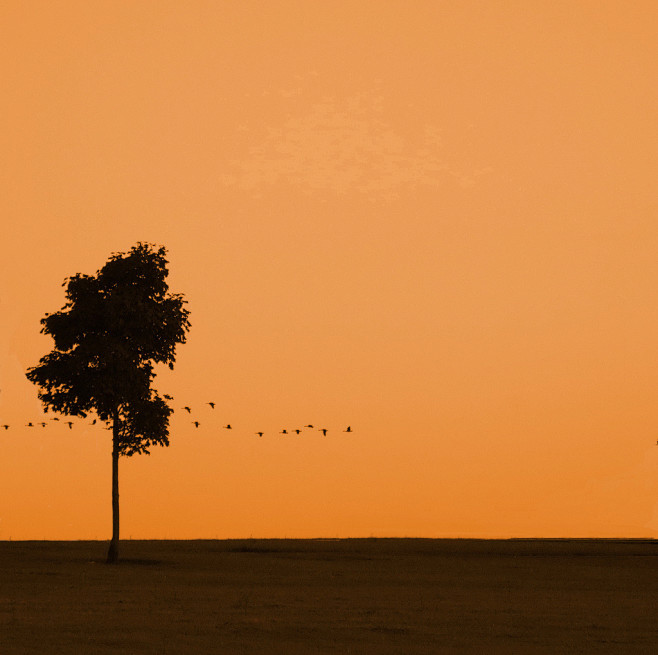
[221,93,489,196]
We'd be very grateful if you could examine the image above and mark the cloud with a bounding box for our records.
[221,93,488,196]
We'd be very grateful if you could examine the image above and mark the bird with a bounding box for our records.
[182,406,191,413]
[280,429,288,435]
[66,422,73,429]
[51,417,60,421]
[39,422,47,428]
[207,402,216,409]
[343,426,352,432]
[292,429,302,435]
[192,421,200,428]
[305,424,314,428]
[318,428,328,436]
[1,425,9,430]
[255,431,264,437]
[26,422,34,427]
[223,424,232,430]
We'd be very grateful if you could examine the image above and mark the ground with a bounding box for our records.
[1,539,657,653]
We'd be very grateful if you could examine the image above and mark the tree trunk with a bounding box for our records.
[106,415,120,564]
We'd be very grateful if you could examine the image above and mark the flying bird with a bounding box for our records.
[39,422,47,428]
[223,424,232,430]
[26,422,34,427]
[207,402,216,409]
[280,429,288,434]
[292,429,302,435]
[66,422,73,429]
[1,425,9,430]
[305,424,314,428]
[51,417,60,421]
[318,428,328,436]
[192,421,200,428]
[182,406,192,413]
[255,431,264,437]
[343,426,352,432]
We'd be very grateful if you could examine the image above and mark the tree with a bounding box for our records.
[26,243,191,563]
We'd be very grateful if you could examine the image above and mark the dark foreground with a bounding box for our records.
[1,539,658,654]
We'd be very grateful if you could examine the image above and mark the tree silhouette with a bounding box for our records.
[26,243,191,563]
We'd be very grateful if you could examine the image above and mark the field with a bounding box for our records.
[1,539,658,653]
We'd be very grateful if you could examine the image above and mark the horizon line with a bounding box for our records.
[2,536,657,543]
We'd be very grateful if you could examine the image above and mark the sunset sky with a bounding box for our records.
[1,1,657,540]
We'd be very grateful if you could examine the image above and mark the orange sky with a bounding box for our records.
[1,1,658,539]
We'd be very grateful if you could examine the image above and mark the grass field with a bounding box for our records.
[1,539,658,653]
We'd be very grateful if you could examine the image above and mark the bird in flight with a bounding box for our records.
[318,428,328,436]
[280,429,288,434]
[1,425,9,430]
[182,406,191,413]
[255,431,264,437]
[39,422,47,428]
[292,429,302,435]
[51,417,60,421]
[223,424,232,430]
[66,422,73,429]
[207,402,216,409]
[305,424,314,428]
[192,421,200,428]
[26,422,34,427]
[343,426,352,432]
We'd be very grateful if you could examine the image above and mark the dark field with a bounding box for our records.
[2,539,658,653]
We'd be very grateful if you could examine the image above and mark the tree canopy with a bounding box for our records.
[26,242,191,455]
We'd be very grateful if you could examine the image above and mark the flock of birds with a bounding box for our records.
[1,399,353,438]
